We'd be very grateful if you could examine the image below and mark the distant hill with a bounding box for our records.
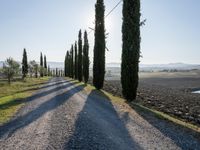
[1,61,200,71]
[0,61,64,69]
[140,63,200,71]
[47,62,64,69]
[107,62,200,71]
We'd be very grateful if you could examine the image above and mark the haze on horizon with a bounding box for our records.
[0,0,199,64]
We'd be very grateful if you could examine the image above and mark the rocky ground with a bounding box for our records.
[98,77,200,126]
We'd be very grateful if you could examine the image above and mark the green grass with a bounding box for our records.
[0,77,50,124]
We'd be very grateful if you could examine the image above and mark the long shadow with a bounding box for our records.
[0,78,48,98]
[131,104,200,149]
[13,79,71,95]
[0,80,79,110]
[65,89,142,150]
[0,81,57,99]
[25,77,73,87]
[0,81,85,138]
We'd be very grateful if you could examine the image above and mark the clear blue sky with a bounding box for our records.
[0,0,200,64]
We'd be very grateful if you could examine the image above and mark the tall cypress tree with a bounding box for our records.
[93,0,106,90]
[67,51,70,77]
[78,30,83,82]
[22,48,28,79]
[71,45,74,78]
[64,52,67,77]
[56,68,58,77]
[69,51,72,78]
[40,52,44,77]
[121,0,141,101]
[74,41,78,79]
[48,65,50,76]
[44,55,47,76]
[83,31,90,83]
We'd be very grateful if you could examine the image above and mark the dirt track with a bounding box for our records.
[0,78,199,150]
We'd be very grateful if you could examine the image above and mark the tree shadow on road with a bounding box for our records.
[0,78,72,99]
[0,79,78,111]
[0,79,83,139]
[65,89,142,150]
[129,103,200,149]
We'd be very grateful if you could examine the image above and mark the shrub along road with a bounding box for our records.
[0,77,199,150]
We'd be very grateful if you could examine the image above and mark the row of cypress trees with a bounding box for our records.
[40,52,48,77]
[64,30,90,84]
[22,49,52,78]
[93,0,141,101]
[92,0,141,101]
[64,0,141,102]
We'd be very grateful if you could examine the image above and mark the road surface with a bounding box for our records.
[0,77,199,150]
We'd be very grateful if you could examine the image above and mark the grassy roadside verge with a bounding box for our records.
[69,79,200,133]
[0,77,51,124]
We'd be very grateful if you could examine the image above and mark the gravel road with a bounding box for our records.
[0,77,199,150]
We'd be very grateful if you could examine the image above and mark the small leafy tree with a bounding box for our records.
[29,60,36,78]
[2,58,20,84]
[29,60,39,78]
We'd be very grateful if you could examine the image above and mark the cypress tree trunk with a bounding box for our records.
[78,30,83,82]
[22,48,28,79]
[83,31,90,83]
[40,52,44,77]
[121,0,141,101]
[93,0,106,90]
[74,41,78,79]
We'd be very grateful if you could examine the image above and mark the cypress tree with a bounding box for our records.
[93,0,106,90]
[64,52,67,77]
[48,65,50,76]
[40,52,44,77]
[44,55,47,76]
[78,30,83,82]
[74,41,78,79]
[22,48,28,79]
[69,52,72,78]
[67,51,70,77]
[83,31,90,83]
[71,45,74,78]
[56,68,58,77]
[121,0,141,101]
